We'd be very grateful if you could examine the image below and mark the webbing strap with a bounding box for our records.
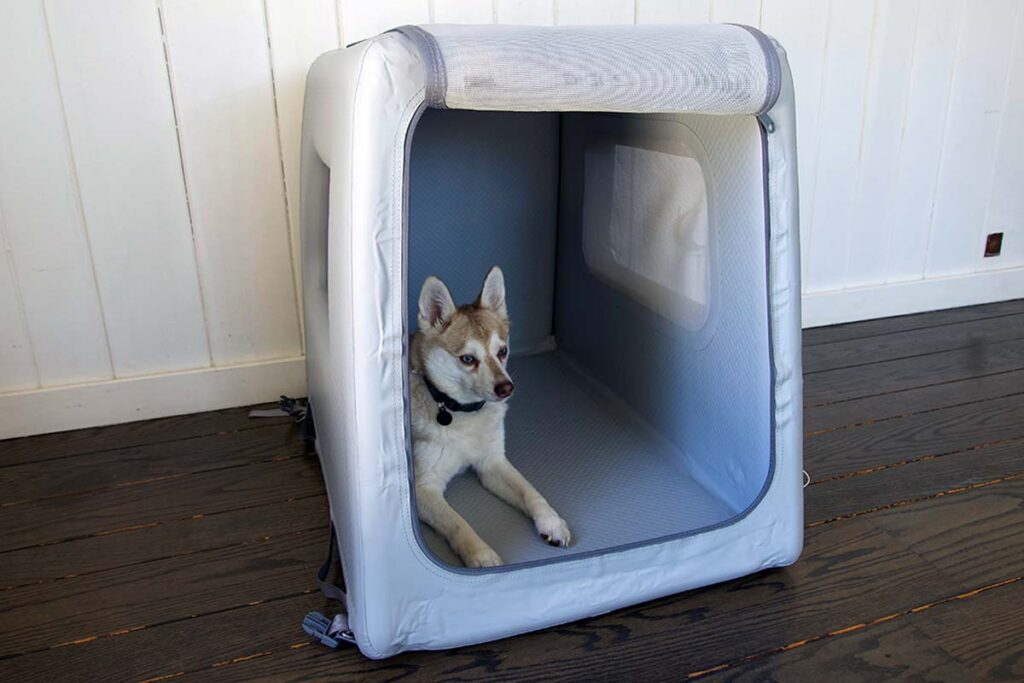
[317,526,347,602]
[248,395,317,447]
[301,526,355,647]
[248,408,289,418]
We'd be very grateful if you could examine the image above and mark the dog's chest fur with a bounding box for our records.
[410,373,508,480]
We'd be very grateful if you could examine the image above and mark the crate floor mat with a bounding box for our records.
[421,352,736,566]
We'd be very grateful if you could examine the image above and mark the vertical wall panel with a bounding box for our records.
[433,0,494,23]
[45,0,210,377]
[711,0,761,25]
[802,0,876,293]
[162,0,301,365]
[558,0,634,24]
[0,0,112,386]
[265,0,341,351]
[980,4,1024,272]
[926,0,1020,277]
[495,0,552,24]
[638,0,711,23]
[340,0,429,42]
[760,0,829,283]
[843,0,918,288]
[0,218,38,392]
[883,0,962,283]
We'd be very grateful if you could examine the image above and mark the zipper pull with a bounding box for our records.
[757,113,776,133]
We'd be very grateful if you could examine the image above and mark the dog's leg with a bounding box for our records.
[415,483,502,567]
[477,456,572,548]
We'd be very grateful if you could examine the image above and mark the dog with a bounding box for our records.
[410,266,571,567]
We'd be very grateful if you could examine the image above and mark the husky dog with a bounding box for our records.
[410,266,571,567]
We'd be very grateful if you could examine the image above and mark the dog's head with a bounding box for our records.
[417,266,513,404]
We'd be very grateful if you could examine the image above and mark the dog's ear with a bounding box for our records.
[477,266,507,318]
[418,276,456,332]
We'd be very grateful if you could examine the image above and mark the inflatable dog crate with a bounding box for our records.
[300,23,803,658]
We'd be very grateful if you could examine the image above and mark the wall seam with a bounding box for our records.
[0,201,41,389]
[154,0,216,369]
[801,0,834,291]
[841,0,881,287]
[260,0,306,355]
[39,0,116,382]
[881,0,922,284]
[335,0,344,44]
[920,0,967,279]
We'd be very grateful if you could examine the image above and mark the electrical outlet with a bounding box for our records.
[985,232,1003,258]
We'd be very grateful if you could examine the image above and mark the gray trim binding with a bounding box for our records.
[730,24,782,114]
[391,26,448,109]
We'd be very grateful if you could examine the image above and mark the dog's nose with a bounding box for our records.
[494,381,515,399]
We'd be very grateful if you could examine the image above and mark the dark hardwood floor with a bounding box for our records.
[2,300,1023,681]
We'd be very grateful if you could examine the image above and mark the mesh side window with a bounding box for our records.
[583,119,712,331]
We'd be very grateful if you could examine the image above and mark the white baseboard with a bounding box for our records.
[0,356,306,439]
[801,266,1024,328]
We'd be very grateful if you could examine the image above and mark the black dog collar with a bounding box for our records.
[422,375,485,426]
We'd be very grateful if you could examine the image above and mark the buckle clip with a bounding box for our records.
[302,611,355,649]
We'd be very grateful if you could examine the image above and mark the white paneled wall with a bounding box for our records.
[1,0,1023,437]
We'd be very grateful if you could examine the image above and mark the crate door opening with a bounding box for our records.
[407,108,773,568]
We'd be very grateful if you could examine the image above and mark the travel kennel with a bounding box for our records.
[300,23,803,657]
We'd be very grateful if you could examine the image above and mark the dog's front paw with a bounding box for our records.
[536,513,572,548]
[463,545,503,568]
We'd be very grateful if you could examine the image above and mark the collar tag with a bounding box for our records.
[422,375,484,426]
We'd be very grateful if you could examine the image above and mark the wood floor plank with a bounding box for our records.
[914,578,1024,681]
[0,455,324,552]
[0,423,304,504]
[871,475,1024,588]
[803,313,1024,373]
[804,337,1024,406]
[700,615,972,682]
[0,593,322,683]
[804,393,1024,481]
[805,440,1024,525]
[802,299,1024,346]
[0,495,327,589]
[0,529,324,658]
[0,403,291,466]
[804,369,1024,434]
[701,578,1024,682]
[0,515,957,681]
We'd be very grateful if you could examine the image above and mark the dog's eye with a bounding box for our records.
[497,346,508,360]
[459,354,477,366]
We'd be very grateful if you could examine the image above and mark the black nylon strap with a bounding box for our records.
[422,375,486,413]
[317,526,346,602]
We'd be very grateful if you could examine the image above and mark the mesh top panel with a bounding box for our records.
[400,23,777,114]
